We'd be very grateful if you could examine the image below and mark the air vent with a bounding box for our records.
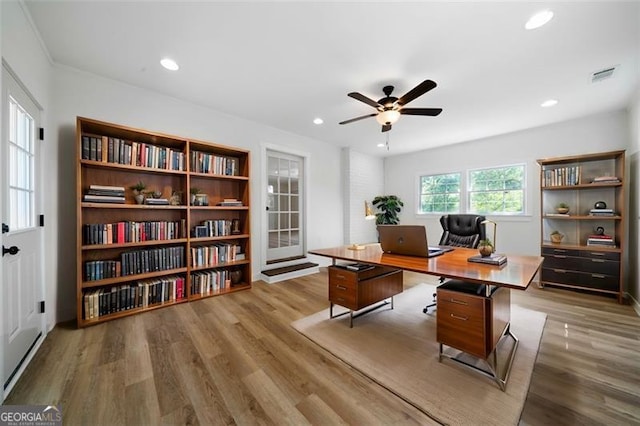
[591,66,616,83]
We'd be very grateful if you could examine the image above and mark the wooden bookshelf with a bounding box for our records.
[76,117,251,327]
[537,150,625,302]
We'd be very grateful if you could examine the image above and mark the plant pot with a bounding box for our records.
[478,245,493,257]
[134,193,145,204]
[556,207,569,214]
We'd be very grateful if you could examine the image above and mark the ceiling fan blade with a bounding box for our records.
[381,124,392,132]
[339,113,377,125]
[396,80,437,106]
[348,92,383,108]
[400,107,443,116]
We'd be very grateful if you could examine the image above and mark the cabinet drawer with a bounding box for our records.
[579,272,620,292]
[437,296,487,359]
[577,258,620,276]
[579,250,620,261]
[328,267,357,290]
[329,285,357,310]
[541,267,581,285]
[542,247,581,257]
[542,255,580,270]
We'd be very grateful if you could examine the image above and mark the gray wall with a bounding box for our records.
[628,89,639,312]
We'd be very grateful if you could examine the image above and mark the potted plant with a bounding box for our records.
[372,195,404,225]
[550,230,564,243]
[130,181,146,204]
[556,202,570,214]
[478,239,494,257]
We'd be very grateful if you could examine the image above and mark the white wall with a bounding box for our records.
[2,1,54,328]
[342,148,384,246]
[384,111,630,257]
[628,88,640,310]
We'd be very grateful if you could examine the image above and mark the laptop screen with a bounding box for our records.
[377,225,450,258]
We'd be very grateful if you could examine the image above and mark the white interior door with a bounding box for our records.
[2,65,44,393]
[266,151,304,262]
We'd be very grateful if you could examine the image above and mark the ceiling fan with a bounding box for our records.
[339,79,443,132]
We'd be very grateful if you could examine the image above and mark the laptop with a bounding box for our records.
[377,225,453,258]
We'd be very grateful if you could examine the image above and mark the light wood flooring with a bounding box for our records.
[5,269,640,425]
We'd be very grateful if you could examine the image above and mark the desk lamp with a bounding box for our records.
[481,219,497,252]
[348,201,377,250]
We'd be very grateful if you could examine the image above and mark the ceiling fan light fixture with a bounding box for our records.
[525,10,554,30]
[375,109,400,125]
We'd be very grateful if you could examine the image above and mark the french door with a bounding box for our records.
[2,65,44,395]
[266,150,304,262]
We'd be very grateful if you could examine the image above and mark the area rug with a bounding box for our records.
[291,283,547,425]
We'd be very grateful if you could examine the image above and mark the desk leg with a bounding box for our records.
[438,324,519,391]
[329,297,394,328]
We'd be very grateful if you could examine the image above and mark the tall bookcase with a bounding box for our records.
[76,117,251,327]
[537,150,625,303]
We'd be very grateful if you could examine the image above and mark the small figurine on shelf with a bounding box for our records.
[130,181,146,204]
[550,230,564,243]
[170,190,182,206]
[190,187,201,205]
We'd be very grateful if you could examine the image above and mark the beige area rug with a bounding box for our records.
[291,283,547,426]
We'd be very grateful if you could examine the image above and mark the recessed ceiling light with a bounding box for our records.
[160,58,179,71]
[377,143,385,148]
[525,10,554,30]
[313,118,324,125]
[541,99,558,108]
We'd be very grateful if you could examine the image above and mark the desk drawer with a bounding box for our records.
[579,250,620,261]
[579,272,620,292]
[542,254,580,270]
[577,258,619,276]
[328,267,357,290]
[541,267,580,285]
[437,290,487,359]
[542,247,580,257]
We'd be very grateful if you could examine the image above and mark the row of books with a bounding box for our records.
[81,135,186,171]
[190,270,233,295]
[191,243,242,267]
[586,234,616,247]
[542,166,580,187]
[84,246,185,281]
[191,150,239,176]
[217,198,243,206]
[83,275,186,320]
[83,220,186,245]
[192,219,237,238]
[591,176,620,184]
[83,184,125,204]
[589,208,616,216]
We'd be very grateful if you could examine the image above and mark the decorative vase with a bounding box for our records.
[556,207,569,214]
[550,233,564,243]
[230,269,242,285]
[478,244,493,257]
[134,192,145,204]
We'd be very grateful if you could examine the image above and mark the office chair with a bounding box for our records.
[423,214,487,313]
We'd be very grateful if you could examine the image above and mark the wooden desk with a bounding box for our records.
[308,244,543,390]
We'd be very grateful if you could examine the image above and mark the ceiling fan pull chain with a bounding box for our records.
[386,132,390,151]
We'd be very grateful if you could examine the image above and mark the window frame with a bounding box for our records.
[416,171,463,215]
[466,163,527,216]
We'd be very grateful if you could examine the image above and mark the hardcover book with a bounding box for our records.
[467,254,507,265]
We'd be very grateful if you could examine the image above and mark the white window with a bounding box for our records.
[418,172,461,214]
[8,95,35,231]
[468,164,525,215]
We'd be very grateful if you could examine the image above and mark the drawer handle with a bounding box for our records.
[553,269,567,273]
[592,274,606,279]
[591,259,605,263]
[336,285,347,290]
[336,274,346,279]
[450,313,468,321]
[553,255,567,259]
[449,298,468,305]
[589,252,605,256]
[553,249,568,253]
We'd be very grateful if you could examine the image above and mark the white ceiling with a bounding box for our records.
[23,1,640,157]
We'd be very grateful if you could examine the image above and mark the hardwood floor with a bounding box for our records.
[5,269,640,425]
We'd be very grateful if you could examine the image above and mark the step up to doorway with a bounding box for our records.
[261,262,319,284]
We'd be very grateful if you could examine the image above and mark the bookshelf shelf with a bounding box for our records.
[77,117,252,327]
[537,150,625,302]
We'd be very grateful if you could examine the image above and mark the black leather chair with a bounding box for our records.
[423,214,486,313]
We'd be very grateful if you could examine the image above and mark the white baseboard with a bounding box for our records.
[628,292,640,317]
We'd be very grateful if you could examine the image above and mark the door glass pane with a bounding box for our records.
[268,231,278,248]
[291,178,299,194]
[278,159,290,177]
[268,213,278,230]
[291,230,299,245]
[279,195,289,211]
[268,157,279,176]
[8,96,35,231]
[280,213,289,229]
[279,231,290,246]
[280,178,289,194]
[291,195,299,211]
[291,213,299,228]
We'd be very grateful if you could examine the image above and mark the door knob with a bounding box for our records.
[2,245,20,256]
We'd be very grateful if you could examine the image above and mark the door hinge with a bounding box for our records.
[39,127,44,141]
[39,301,45,313]
[39,215,44,227]
[2,223,8,234]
